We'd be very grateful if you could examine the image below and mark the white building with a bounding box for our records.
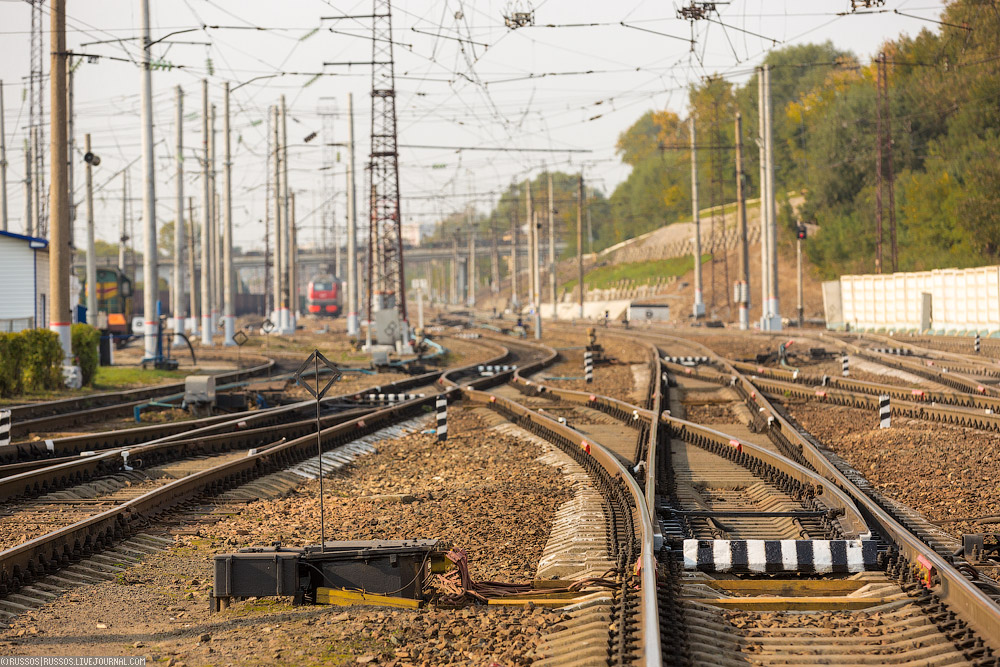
[0,230,50,333]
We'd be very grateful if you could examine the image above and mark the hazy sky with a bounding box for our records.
[0,0,946,251]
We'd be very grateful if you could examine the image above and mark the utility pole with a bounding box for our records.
[0,81,8,231]
[467,212,476,307]
[140,0,159,358]
[187,197,197,335]
[526,181,535,307]
[271,105,282,332]
[531,209,542,338]
[346,93,359,336]
[577,173,584,319]
[23,138,31,235]
[547,172,556,318]
[200,79,213,346]
[490,220,499,295]
[762,65,780,330]
[84,133,97,321]
[209,104,219,331]
[734,112,750,331]
[450,236,458,305]
[66,53,75,249]
[173,85,185,339]
[280,96,293,332]
[690,115,705,319]
[119,171,127,271]
[510,193,519,309]
[49,0,72,363]
[264,109,271,318]
[222,82,235,345]
[290,192,298,321]
[796,225,805,327]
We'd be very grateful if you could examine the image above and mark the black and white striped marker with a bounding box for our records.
[0,409,10,448]
[879,394,891,429]
[841,354,849,377]
[682,539,879,573]
[872,347,912,356]
[477,364,516,376]
[975,333,981,354]
[584,351,594,384]
[663,356,709,366]
[436,396,447,441]
[366,393,424,404]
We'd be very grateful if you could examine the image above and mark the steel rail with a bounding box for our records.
[0,339,512,597]
[645,330,1000,652]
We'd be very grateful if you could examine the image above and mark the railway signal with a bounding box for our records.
[295,349,342,552]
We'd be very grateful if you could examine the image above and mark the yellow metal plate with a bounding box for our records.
[315,587,422,609]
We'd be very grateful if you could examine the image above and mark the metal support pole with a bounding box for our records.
[222,82,235,345]
[735,112,750,331]
[532,210,542,339]
[345,93,359,336]
[526,181,535,308]
[547,172,556,319]
[467,211,476,308]
[23,137,31,236]
[0,81,8,231]
[66,54,75,250]
[690,115,705,318]
[209,104,219,332]
[797,236,804,327]
[187,197,197,335]
[280,97,292,333]
[764,65,781,330]
[173,86,186,339]
[757,67,771,329]
[118,170,127,272]
[200,79,213,346]
[84,133,97,321]
[290,192,298,324]
[577,173,584,319]
[140,0,159,358]
[49,0,72,363]
[271,106,282,328]
[510,195,519,309]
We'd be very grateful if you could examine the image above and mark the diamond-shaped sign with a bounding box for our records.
[261,319,275,333]
[294,349,342,400]
[233,330,249,347]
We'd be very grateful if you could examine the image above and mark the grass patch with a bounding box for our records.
[562,254,710,292]
[93,366,193,389]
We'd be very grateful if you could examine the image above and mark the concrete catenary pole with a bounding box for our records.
[547,172,556,318]
[532,210,542,338]
[510,194,519,309]
[690,115,705,319]
[209,104,219,332]
[200,80,213,346]
[577,173,584,319]
[222,82,235,345]
[66,54,75,248]
[525,181,535,307]
[187,197,197,335]
[290,192,298,321]
[84,133,97,320]
[757,66,771,330]
[0,81,8,231]
[280,97,292,332]
[271,105,282,328]
[173,85,185,339]
[764,65,781,330]
[734,112,750,330]
[139,0,159,358]
[49,0,72,363]
[467,207,476,308]
[345,93,359,336]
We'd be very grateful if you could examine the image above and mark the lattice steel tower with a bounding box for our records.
[29,0,46,236]
[367,0,406,323]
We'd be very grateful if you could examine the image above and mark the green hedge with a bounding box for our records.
[21,329,63,391]
[72,324,101,387]
[0,333,25,397]
[0,329,64,396]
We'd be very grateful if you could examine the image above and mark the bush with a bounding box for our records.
[0,333,25,397]
[72,324,101,387]
[21,328,63,391]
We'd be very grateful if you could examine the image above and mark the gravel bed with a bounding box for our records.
[783,400,1000,539]
[541,330,648,403]
[0,407,572,665]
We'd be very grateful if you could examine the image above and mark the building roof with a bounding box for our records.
[0,229,49,249]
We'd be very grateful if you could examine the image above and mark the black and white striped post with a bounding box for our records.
[975,333,981,354]
[0,409,10,447]
[878,394,891,429]
[841,354,849,377]
[436,396,447,441]
[584,351,594,384]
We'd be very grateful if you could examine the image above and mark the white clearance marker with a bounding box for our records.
[841,355,849,377]
[879,394,891,429]
[45,439,55,453]
[436,396,447,441]
[0,410,10,448]
[584,351,594,384]
[975,333,981,354]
